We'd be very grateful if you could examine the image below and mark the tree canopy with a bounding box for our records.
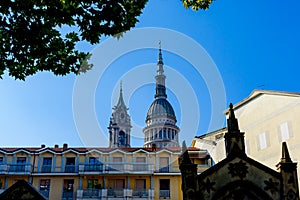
[0,0,214,80]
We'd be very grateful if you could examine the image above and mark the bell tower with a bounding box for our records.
[108,82,131,148]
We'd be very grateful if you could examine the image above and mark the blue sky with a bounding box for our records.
[1,0,300,147]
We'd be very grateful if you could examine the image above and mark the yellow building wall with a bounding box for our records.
[154,175,182,200]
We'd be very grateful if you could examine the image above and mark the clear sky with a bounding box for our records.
[1,0,300,147]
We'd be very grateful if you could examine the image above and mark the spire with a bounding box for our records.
[281,142,292,163]
[224,103,245,157]
[155,41,167,99]
[278,142,299,199]
[115,81,126,109]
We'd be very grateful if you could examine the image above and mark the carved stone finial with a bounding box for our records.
[281,142,292,163]
[182,140,187,152]
[181,140,191,164]
[227,103,239,132]
[229,103,236,120]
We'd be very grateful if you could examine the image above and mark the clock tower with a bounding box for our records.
[108,82,131,148]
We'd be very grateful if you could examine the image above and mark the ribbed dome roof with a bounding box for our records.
[146,98,176,121]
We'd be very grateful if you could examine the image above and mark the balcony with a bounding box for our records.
[133,163,149,172]
[0,165,7,174]
[39,190,50,198]
[159,166,169,173]
[107,188,124,197]
[79,163,153,174]
[133,189,148,198]
[84,164,103,172]
[156,165,180,173]
[65,165,76,173]
[41,165,52,173]
[8,164,31,174]
[159,190,170,198]
[82,188,101,198]
[77,189,154,200]
[62,191,74,200]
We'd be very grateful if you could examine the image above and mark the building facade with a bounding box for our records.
[143,45,180,148]
[193,90,300,188]
[0,45,212,200]
[182,103,299,200]
[0,144,210,200]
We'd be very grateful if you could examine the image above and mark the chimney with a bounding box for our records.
[41,144,46,148]
[63,143,68,150]
[54,144,59,148]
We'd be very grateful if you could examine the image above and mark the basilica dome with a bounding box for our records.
[146,98,176,121]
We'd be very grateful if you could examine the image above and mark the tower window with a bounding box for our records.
[118,131,126,146]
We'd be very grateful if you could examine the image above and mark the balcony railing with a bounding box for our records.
[0,162,209,175]
[41,165,52,173]
[39,190,50,198]
[133,163,149,171]
[107,188,124,197]
[77,189,154,199]
[65,165,76,173]
[82,188,101,198]
[0,165,7,173]
[84,164,103,172]
[62,191,74,200]
[159,166,169,173]
[79,163,154,174]
[8,164,31,173]
[133,189,148,198]
[159,190,170,198]
[106,163,124,172]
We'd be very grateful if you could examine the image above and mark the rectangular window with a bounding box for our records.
[135,157,147,171]
[89,157,99,164]
[15,157,26,172]
[63,179,74,198]
[17,157,26,164]
[108,179,125,189]
[65,157,75,173]
[133,179,147,197]
[135,179,146,189]
[280,122,290,142]
[258,132,269,150]
[112,157,122,163]
[159,157,169,172]
[42,157,52,172]
[116,179,125,189]
[0,157,3,164]
[39,179,50,198]
[136,157,146,163]
[159,179,170,198]
[107,179,125,197]
[87,179,99,188]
